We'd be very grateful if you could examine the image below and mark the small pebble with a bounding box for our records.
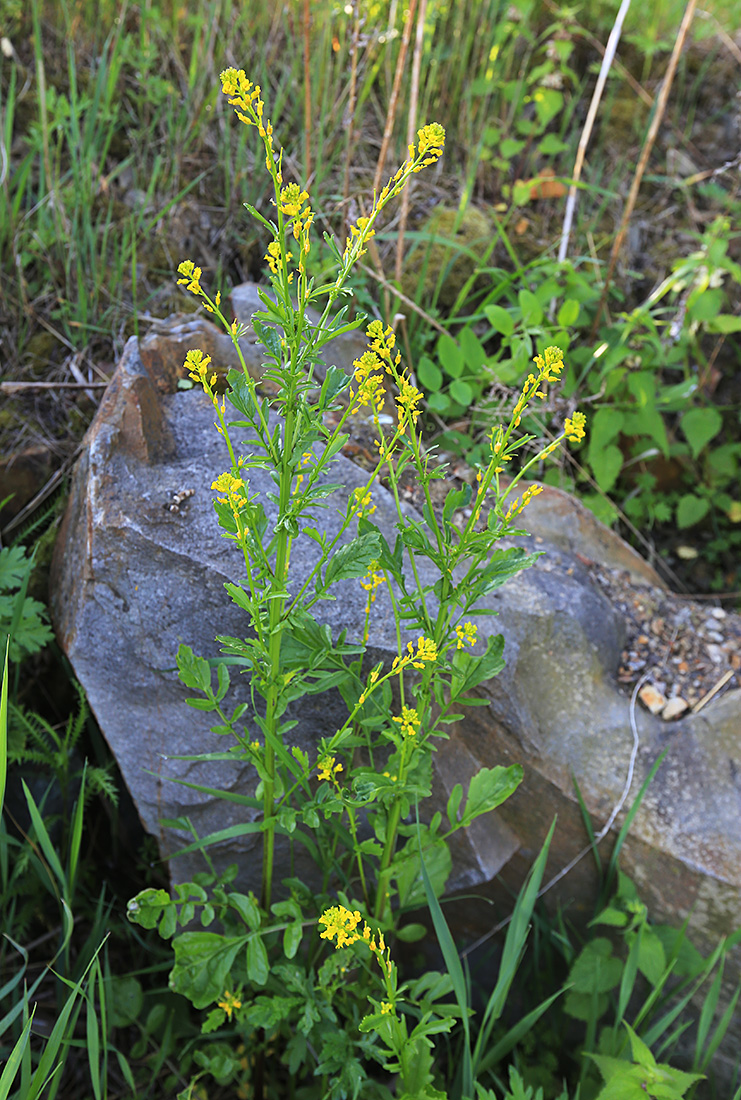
[711,608,727,620]
[704,630,724,644]
[705,644,725,664]
[639,684,667,714]
[662,696,689,721]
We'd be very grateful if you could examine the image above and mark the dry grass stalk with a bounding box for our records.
[589,0,699,339]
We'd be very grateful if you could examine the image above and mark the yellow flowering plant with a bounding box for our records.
[127,73,586,1100]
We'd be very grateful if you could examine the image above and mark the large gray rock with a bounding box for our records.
[50,300,741,1073]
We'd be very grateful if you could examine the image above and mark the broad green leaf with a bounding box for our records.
[437,333,464,378]
[170,932,246,1008]
[176,645,212,693]
[324,532,380,587]
[568,938,622,994]
[106,976,144,1029]
[681,406,723,459]
[687,288,722,322]
[484,303,515,337]
[589,407,624,449]
[459,326,487,372]
[706,314,741,334]
[450,378,474,406]
[637,928,666,985]
[557,298,580,326]
[676,494,710,529]
[393,833,451,909]
[417,355,443,393]
[247,934,270,986]
[518,288,543,326]
[590,443,623,493]
[459,764,523,826]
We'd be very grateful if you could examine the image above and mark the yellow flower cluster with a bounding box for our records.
[412,122,446,169]
[217,989,242,1020]
[177,259,203,296]
[455,621,477,650]
[392,636,438,672]
[212,471,248,517]
[318,905,389,974]
[353,320,422,431]
[220,68,274,172]
[510,345,565,427]
[344,215,375,260]
[564,411,587,443]
[184,348,217,390]
[317,755,343,783]
[505,483,544,522]
[360,566,386,603]
[392,704,421,739]
[342,125,445,263]
[351,350,387,416]
[352,487,377,519]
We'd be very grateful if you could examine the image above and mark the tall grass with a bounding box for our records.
[7,0,735,364]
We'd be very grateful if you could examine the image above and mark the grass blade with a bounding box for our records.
[0,637,8,816]
[415,801,473,1100]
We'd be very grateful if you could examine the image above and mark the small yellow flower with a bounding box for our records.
[264,240,283,274]
[279,183,310,218]
[360,567,385,602]
[380,1001,395,1015]
[177,259,203,295]
[318,905,363,948]
[352,486,377,519]
[317,755,343,783]
[505,483,544,521]
[392,704,421,738]
[564,410,587,443]
[455,621,477,650]
[532,345,565,383]
[413,636,437,666]
[184,348,212,386]
[396,375,423,429]
[217,989,242,1019]
[416,122,446,162]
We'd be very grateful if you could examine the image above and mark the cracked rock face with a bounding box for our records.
[50,298,741,1073]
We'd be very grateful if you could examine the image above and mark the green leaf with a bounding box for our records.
[437,333,464,378]
[396,923,428,943]
[706,314,741,333]
[459,326,487,372]
[170,932,247,1008]
[681,406,723,459]
[449,379,474,406]
[676,494,710,529]
[589,407,624,449]
[637,928,666,985]
[247,934,270,986]
[446,783,463,827]
[590,443,623,493]
[557,298,580,327]
[687,288,722,322]
[484,304,515,337]
[393,832,451,909]
[324,532,380,587]
[568,938,622,994]
[417,355,443,393]
[176,645,212,693]
[518,288,543,326]
[459,765,523,826]
[106,976,144,1028]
